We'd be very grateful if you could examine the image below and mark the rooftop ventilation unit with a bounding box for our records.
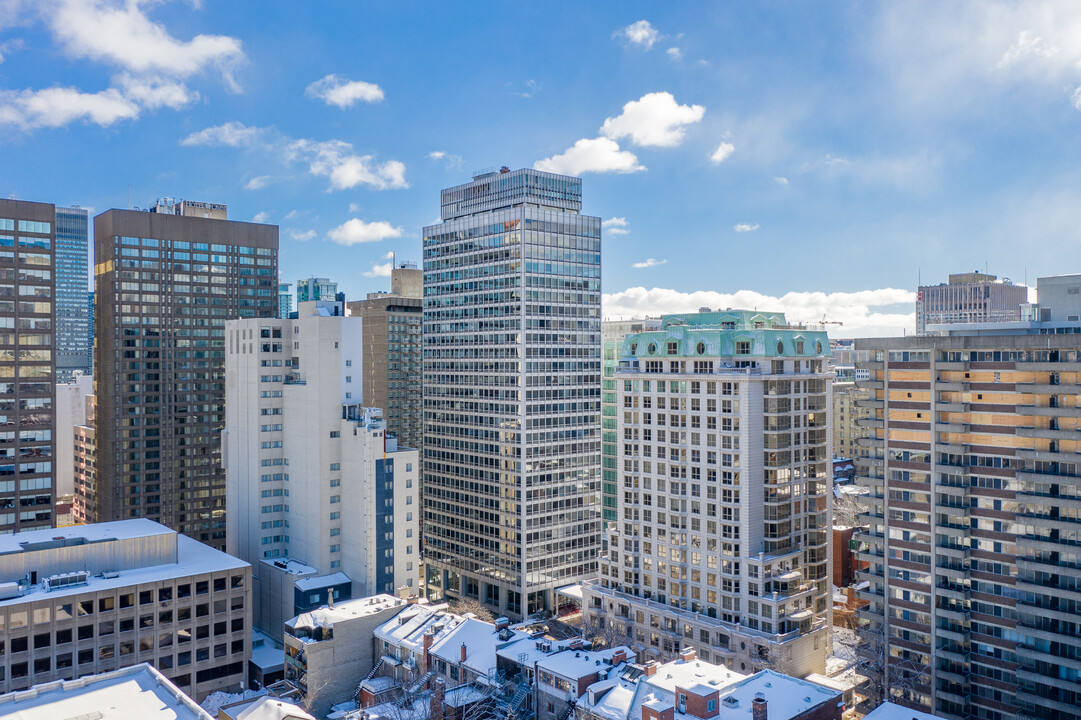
[44,571,90,592]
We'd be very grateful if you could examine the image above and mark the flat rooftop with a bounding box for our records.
[0,663,212,719]
[0,518,173,555]
[0,533,247,609]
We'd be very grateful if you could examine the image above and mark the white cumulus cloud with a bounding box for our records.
[666,47,682,61]
[601,92,705,148]
[734,223,759,233]
[615,20,660,50]
[0,86,138,129]
[710,141,735,164]
[603,287,917,337]
[603,217,629,235]
[305,74,384,108]
[774,176,789,185]
[252,211,270,224]
[534,137,644,175]
[48,0,244,80]
[181,123,408,192]
[181,121,264,147]
[244,175,271,190]
[428,150,463,168]
[326,218,403,246]
[632,258,667,269]
[115,73,195,109]
[363,262,393,278]
[289,229,315,242]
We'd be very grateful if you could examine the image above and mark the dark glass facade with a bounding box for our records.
[0,199,57,533]
[89,210,277,549]
[55,206,90,381]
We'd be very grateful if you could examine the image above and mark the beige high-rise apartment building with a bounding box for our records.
[584,310,833,677]
[855,329,1081,720]
[832,381,869,461]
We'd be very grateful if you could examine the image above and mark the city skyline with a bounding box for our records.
[3,2,1079,336]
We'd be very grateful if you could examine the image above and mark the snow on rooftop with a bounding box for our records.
[536,646,636,679]
[0,518,173,555]
[0,662,212,719]
[581,657,745,720]
[373,603,459,651]
[227,696,316,720]
[294,571,350,592]
[0,533,247,609]
[713,670,841,720]
[250,629,284,672]
[862,702,950,720]
[556,583,583,600]
[288,593,404,630]
[260,558,319,576]
[429,617,528,681]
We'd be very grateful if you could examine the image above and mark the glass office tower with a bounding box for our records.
[55,206,91,381]
[0,199,57,532]
[422,168,602,618]
[88,208,277,549]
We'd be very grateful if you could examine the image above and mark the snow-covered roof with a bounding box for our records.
[556,584,583,600]
[578,657,745,720]
[260,558,318,577]
[250,629,284,672]
[0,662,212,719]
[862,702,950,720]
[287,594,405,632]
[429,617,528,681]
[226,696,316,720]
[0,518,172,553]
[373,602,459,653]
[360,676,398,694]
[294,571,350,592]
[711,670,840,720]
[0,533,247,609]
[536,646,636,681]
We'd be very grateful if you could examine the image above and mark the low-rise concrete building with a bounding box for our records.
[575,651,842,720]
[283,594,411,718]
[0,661,214,719]
[0,519,251,701]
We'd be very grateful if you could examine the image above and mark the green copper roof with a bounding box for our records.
[621,310,829,359]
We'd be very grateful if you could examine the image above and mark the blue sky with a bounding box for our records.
[2,1,1079,335]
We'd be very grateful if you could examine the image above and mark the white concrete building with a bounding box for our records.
[0,662,215,720]
[225,301,420,636]
[55,371,92,497]
[0,519,251,701]
[583,310,833,678]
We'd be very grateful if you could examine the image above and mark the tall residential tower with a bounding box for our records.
[583,311,833,676]
[422,168,602,618]
[88,205,277,548]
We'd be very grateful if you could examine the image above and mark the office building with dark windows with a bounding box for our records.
[346,263,423,450]
[55,206,91,382]
[422,167,602,618]
[0,199,57,534]
[87,204,277,549]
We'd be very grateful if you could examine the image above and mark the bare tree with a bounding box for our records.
[579,613,632,650]
[450,599,495,624]
[855,615,931,710]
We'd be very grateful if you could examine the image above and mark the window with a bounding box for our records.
[736,341,751,355]
[329,431,340,439]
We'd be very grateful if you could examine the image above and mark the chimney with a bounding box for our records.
[678,647,696,663]
[328,592,334,609]
[644,661,658,677]
[611,649,627,665]
[460,642,467,663]
[423,630,435,672]
[407,595,420,605]
[430,678,446,720]
[752,697,767,720]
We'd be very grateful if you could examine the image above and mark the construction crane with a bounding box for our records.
[819,315,843,326]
